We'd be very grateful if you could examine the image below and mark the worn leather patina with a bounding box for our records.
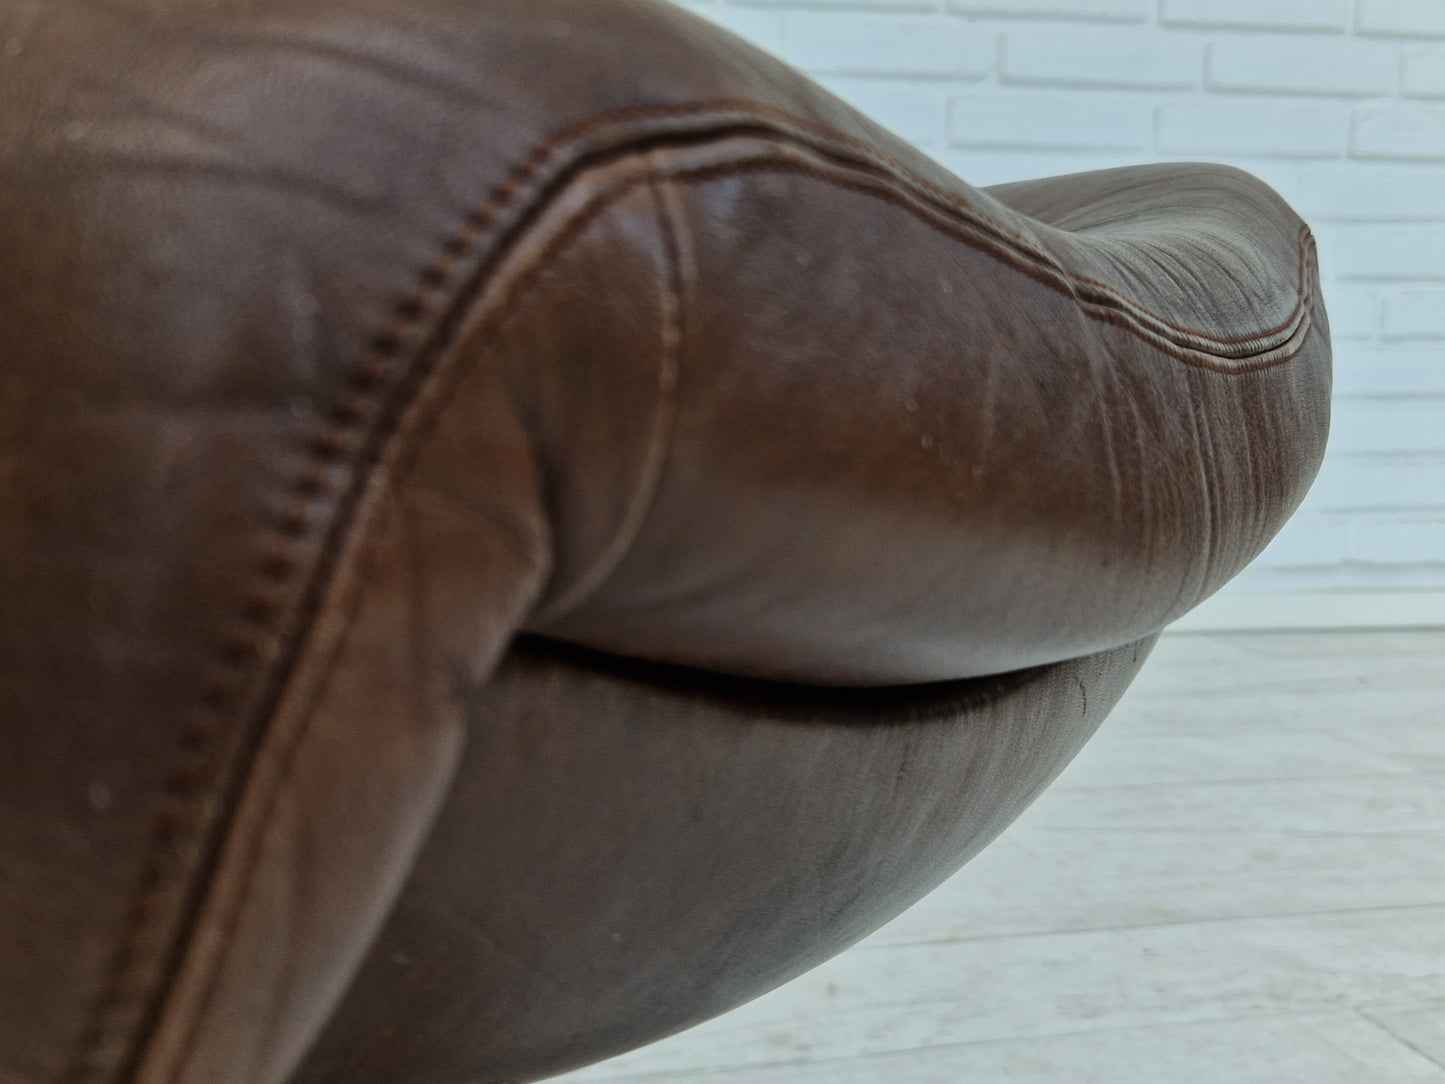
[0,1,1330,1081]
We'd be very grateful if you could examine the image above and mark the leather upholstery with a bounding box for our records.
[0,1,1329,1082]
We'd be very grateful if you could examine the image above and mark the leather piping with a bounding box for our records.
[96,101,1318,1084]
[414,99,1321,358]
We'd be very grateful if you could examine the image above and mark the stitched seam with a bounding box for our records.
[753,160,1316,371]
[636,102,1308,348]
[75,95,655,1084]
[96,98,1318,1084]
[154,187,635,1084]
[521,100,1316,350]
[523,101,1313,350]
[160,167,706,1080]
[617,154,1315,373]
[268,95,1311,360]
[165,147,1318,1073]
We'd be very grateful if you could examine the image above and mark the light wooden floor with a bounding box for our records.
[555,630,1445,1083]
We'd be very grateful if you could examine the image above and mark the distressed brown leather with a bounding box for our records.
[0,1,1329,1082]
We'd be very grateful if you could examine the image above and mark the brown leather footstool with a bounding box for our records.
[0,2,1330,1082]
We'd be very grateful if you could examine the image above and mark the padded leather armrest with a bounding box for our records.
[0,2,1330,1082]
[520,147,1330,682]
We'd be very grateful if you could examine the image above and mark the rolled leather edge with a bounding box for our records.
[515,136,1331,682]
[130,130,1327,1082]
[0,2,1330,1081]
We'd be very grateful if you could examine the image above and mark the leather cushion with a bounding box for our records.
[0,1,1329,1081]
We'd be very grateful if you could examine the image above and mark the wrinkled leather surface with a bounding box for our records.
[0,0,1329,1082]
[290,635,1156,1084]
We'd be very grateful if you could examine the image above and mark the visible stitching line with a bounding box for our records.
[844,169,1315,369]
[72,91,645,1084]
[1067,229,1312,348]
[1012,225,1311,351]
[546,101,1315,351]
[155,186,633,1084]
[412,98,1319,362]
[163,145,1321,1074]
[93,95,1320,1084]
[627,155,1316,373]
[340,96,1311,360]
[529,101,1316,351]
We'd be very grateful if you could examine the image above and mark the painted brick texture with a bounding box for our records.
[676,0,1445,624]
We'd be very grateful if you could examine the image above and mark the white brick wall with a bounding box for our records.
[1402,49,1445,95]
[1205,38,1397,96]
[1357,0,1445,38]
[1004,28,1197,87]
[786,13,994,76]
[675,0,1445,629]
[1386,290,1445,338]
[1160,0,1350,33]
